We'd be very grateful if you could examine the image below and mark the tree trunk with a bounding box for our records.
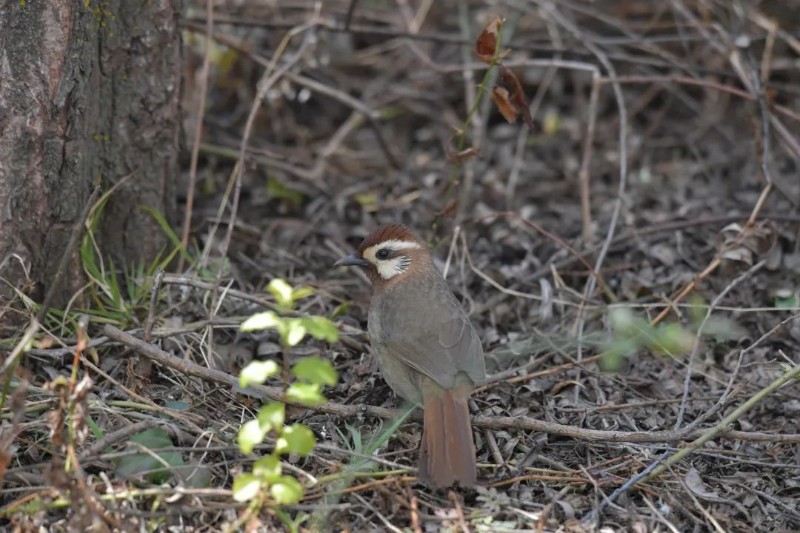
[0,0,181,318]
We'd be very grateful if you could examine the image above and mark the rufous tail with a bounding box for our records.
[418,383,476,487]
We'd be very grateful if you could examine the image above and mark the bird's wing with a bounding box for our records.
[437,314,486,386]
[389,306,486,389]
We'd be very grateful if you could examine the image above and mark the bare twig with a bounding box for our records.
[179,0,213,271]
[104,325,800,445]
[674,260,765,429]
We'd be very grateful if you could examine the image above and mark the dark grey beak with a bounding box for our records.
[334,254,370,268]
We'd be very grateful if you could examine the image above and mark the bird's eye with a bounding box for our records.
[375,248,390,260]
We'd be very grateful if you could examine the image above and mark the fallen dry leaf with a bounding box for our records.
[715,220,777,267]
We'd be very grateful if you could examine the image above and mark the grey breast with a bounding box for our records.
[368,302,424,403]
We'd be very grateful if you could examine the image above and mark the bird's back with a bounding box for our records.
[368,263,486,395]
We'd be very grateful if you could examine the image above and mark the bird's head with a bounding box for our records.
[335,224,429,286]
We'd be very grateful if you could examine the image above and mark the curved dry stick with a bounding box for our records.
[103,325,800,445]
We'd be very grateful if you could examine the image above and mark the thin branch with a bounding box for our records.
[103,325,800,445]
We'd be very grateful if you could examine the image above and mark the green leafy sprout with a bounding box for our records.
[233,278,339,532]
[72,189,191,332]
[602,296,745,371]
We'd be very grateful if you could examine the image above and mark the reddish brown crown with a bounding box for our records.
[358,224,420,253]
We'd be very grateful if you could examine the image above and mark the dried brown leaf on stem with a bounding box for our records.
[445,132,479,162]
[491,68,535,130]
[502,68,534,130]
[474,18,533,130]
[490,86,518,123]
[475,17,505,63]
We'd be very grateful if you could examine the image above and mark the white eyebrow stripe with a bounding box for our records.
[376,240,421,251]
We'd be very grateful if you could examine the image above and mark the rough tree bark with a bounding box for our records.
[0,1,181,319]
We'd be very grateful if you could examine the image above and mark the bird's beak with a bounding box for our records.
[334,254,370,268]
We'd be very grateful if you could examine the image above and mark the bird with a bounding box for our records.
[335,223,486,487]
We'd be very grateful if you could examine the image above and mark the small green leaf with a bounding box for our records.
[610,307,640,336]
[276,424,315,456]
[286,382,326,407]
[701,316,747,342]
[116,428,184,483]
[253,455,282,483]
[139,205,193,264]
[780,362,799,375]
[116,451,183,484]
[291,286,315,301]
[240,360,280,388]
[270,475,303,504]
[268,279,294,308]
[130,427,173,448]
[301,316,340,343]
[241,311,280,332]
[377,106,405,120]
[292,356,338,386]
[346,424,363,454]
[266,176,304,205]
[164,401,190,411]
[284,319,307,347]
[331,302,350,318]
[598,350,625,372]
[232,473,262,502]
[257,402,285,433]
[174,461,214,489]
[238,419,267,454]
[542,110,560,136]
[354,192,377,207]
[599,338,638,372]
[687,294,708,326]
[775,293,798,309]
[651,323,695,356]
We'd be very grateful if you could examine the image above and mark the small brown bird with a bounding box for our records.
[335,224,486,487]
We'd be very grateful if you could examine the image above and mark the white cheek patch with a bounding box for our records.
[375,256,412,280]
